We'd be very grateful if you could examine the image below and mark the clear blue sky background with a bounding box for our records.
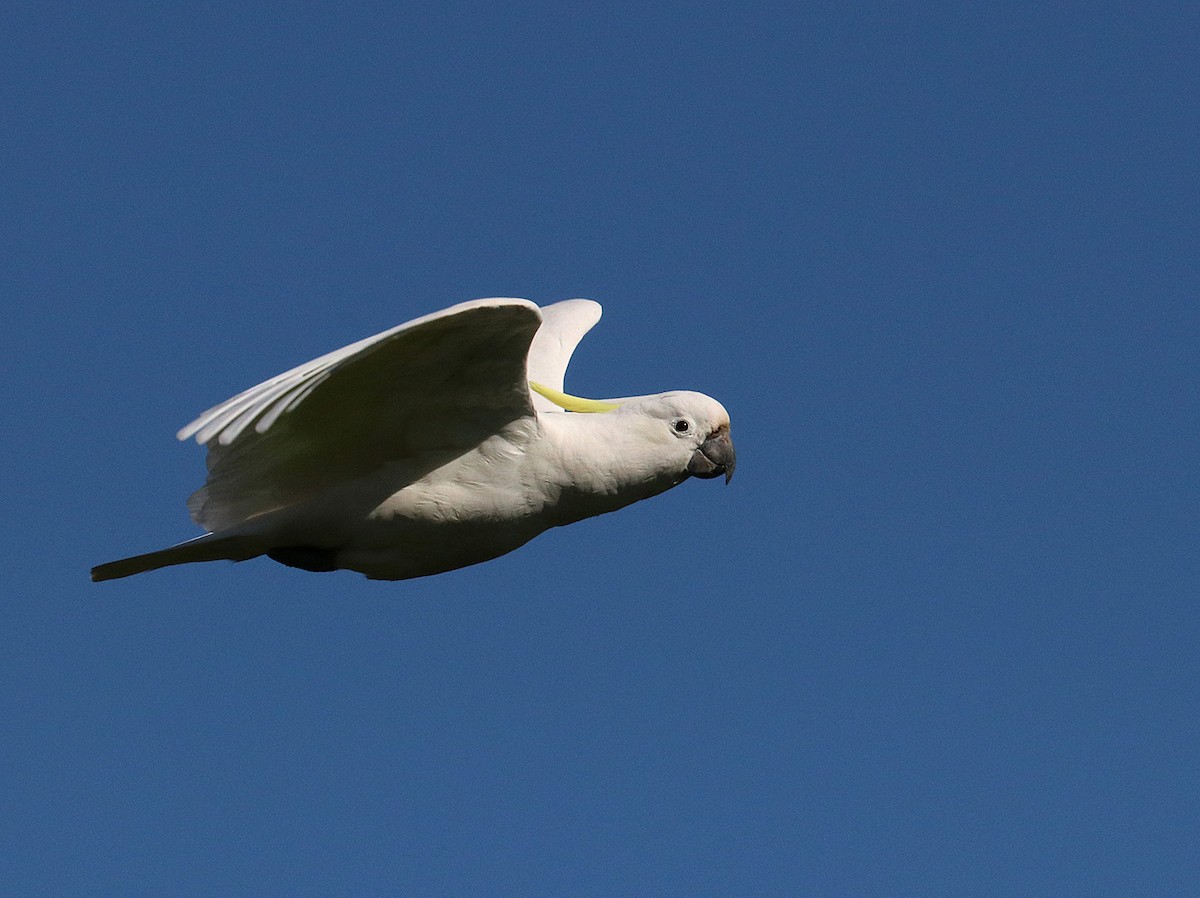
[5,2,1198,894]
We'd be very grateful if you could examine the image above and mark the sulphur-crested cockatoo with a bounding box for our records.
[92,298,735,582]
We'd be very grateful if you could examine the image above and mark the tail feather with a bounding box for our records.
[91,534,262,582]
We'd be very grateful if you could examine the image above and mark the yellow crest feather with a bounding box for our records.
[529,381,620,413]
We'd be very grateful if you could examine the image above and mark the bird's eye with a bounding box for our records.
[673,419,691,434]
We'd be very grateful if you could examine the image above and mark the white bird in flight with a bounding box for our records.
[92,298,735,582]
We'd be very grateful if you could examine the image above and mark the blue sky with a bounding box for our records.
[5,2,1198,894]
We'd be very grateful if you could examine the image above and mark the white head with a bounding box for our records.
[532,381,736,489]
[614,390,736,484]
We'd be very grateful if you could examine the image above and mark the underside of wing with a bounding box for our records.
[179,299,543,531]
[524,299,602,413]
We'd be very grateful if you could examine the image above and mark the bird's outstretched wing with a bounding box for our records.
[525,299,602,412]
[177,298,543,531]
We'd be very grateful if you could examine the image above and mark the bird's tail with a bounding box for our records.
[91,533,262,582]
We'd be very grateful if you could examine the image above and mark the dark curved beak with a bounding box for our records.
[686,427,736,484]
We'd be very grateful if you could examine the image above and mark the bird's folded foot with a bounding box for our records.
[266,546,340,572]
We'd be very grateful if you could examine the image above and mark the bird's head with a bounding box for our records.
[530,382,736,494]
[618,391,736,485]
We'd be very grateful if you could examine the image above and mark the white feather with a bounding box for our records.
[524,299,603,412]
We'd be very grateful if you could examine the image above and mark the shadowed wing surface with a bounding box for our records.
[177,299,544,531]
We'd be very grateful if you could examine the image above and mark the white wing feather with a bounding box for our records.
[524,299,603,413]
[179,298,543,531]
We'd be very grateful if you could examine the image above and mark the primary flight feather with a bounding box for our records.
[92,298,735,582]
